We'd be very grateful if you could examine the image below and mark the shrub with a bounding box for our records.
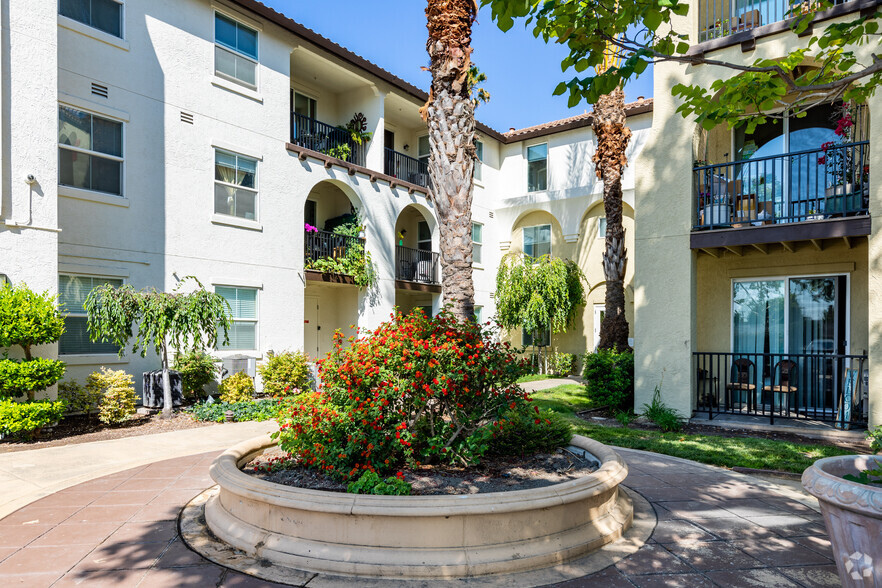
[274,310,531,481]
[87,368,136,425]
[0,283,66,401]
[219,371,254,403]
[582,348,634,411]
[614,409,636,427]
[486,408,572,457]
[347,471,412,495]
[58,380,102,421]
[173,349,219,398]
[189,398,278,423]
[258,351,311,396]
[641,385,684,433]
[549,351,576,376]
[867,427,882,453]
[0,399,66,439]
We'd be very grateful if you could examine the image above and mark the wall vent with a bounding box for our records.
[488,211,495,218]
[91,83,109,98]
[180,111,194,124]
[490,292,495,299]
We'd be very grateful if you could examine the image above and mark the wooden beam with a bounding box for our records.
[843,236,853,249]
[750,243,768,254]
[348,167,356,176]
[781,241,795,253]
[699,247,720,258]
[298,151,308,161]
[324,159,334,169]
[810,239,824,252]
[723,245,743,257]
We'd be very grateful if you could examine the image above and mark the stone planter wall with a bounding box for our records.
[205,434,632,579]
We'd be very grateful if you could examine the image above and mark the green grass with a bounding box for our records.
[532,384,856,474]
[517,373,559,383]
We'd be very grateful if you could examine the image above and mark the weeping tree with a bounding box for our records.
[84,277,232,419]
[421,0,480,321]
[495,253,586,371]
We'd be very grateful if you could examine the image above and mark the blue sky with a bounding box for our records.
[259,1,654,132]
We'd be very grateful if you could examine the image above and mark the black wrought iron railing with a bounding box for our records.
[698,0,850,42]
[395,246,439,284]
[291,113,366,167]
[694,141,869,230]
[304,229,365,267]
[693,351,868,427]
[384,148,429,188]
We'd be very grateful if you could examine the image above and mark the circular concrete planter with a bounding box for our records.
[802,454,882,586]
[205,434,632,579]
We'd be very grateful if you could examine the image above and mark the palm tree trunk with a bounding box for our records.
[593,87,632,351]
[423,0,478,321]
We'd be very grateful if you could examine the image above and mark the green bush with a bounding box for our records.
[0,283,66,401]
[614,409,636,426]
[87,368,136,425]
[219,371,254,403]
[58,380,102,421]
[867,427,882,453]
[347,471,412,495]
[582,348,634,411]
[173,349,218,398]
[189,399,278,423]
[258,351,311,396]
[641,386,684,432]
[487,408,572,457]
[549,351,576,376]
[0,399,66,439]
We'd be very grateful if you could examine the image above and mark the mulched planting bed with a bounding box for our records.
[0,411,217,453]
[247,447,599,495]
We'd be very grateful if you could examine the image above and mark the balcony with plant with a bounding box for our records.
[304,215,376,288]
[290,112,372,167]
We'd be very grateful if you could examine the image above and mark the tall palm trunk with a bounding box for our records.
[422,0,478,321]
[593,86,632,351]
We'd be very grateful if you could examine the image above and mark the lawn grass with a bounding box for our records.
[532,384,856,474]
[516,374,560,383]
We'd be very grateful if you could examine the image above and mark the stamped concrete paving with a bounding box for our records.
[0,446,840,587]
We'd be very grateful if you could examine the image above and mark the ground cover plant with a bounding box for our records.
[189,398,278,423]
[273,310,572,482]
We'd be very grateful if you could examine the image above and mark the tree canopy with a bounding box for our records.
[483,0,881,132]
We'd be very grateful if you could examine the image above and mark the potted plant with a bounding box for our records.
[821,103,861,215]
[806,207,825,221]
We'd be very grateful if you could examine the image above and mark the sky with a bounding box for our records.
[259,0,654,132]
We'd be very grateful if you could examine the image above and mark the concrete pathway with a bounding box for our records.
[0,437,841,587]
[0,421,277,519]
[518,376,586,393]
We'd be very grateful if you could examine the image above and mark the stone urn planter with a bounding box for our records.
[802,454,882,586]
[204,434,632,580]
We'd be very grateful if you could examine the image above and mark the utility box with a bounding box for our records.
[142,370,184,408]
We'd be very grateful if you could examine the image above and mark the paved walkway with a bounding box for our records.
[0,430,841,587]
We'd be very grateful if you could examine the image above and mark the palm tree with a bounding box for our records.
[593,49,632,351]
[421,0,479,321]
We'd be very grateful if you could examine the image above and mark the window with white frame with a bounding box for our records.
[523,224,551,259]
[59,106,123,196]
[214,12,258,88]
[527,143,547,192]
[216,286,257,350]
[418,135,430,167]
[214,150,258,220]
[58,275,123,355]
[472,222,483,265]
[598,217,607,239]
[474,139,484,182]
[474,305,483,324]
[59,0,123,38]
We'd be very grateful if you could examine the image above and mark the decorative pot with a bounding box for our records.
[802,454,882,585]
[702,203,729,226]
[825,184,859,216]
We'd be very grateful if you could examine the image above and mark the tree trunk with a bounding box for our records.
[593,87,632,351]
[423,0,478,322]
[160,341,172,419]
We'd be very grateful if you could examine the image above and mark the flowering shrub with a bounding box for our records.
[274,310,532,480]
[304,223,319,233]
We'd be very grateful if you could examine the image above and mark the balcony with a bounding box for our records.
[698,0,852,43]
[384,148,429,189]
[304,228,367,285]
[395,246,440,291]
[694,351,868,428]
[291,113,366,167]
[691,141,870,251]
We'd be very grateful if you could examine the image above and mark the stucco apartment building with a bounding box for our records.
[0,0,650,397]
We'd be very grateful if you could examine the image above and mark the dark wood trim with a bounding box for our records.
[305,269,356,285]
[690,216,871,249]
[690,0,879,57]
[395,280,442,293]
[286,143,430,196]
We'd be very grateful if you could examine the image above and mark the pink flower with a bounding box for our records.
[305,223,319,233]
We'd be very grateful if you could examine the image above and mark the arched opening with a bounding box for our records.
[394,204,440,316]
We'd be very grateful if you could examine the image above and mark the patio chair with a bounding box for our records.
[762,359,798,416]
[726,358,755,411]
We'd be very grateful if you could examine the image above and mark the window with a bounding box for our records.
[523,224,551,259]
[215,12,258,88]
[58,275,122,355]
[214,150,257,220]
[418,221,431,251]
[523,328,550,347]
[293,93,316,119]
[59,0,123,38]
[474,140,484,182]
[475,306,483,324]
[418,135,430,167]
[598,217,607,239]
[527,143,547,192]
[59,106,123,196]
[472,222,483,265]
[217,286,257,350]
[305,200,317,228]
